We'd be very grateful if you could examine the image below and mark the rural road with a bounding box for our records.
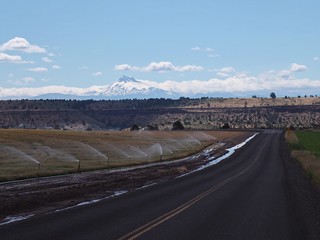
[1,129,320,239]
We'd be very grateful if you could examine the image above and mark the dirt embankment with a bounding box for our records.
[0,131,253,222]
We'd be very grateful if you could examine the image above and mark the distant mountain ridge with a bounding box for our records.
[33,76,174,100]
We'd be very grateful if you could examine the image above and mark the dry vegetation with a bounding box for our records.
[285,129,320,185]
[1,97,320,131]
[0,129,247,181]
[190,96,320,108]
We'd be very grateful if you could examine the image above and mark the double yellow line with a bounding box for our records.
[119,137,266,240]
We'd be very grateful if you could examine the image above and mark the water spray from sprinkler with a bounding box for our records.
[37,163,40,177]
[77,160,81,173]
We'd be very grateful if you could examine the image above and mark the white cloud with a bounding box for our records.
[78,66,89,70]
[0,52,30,64]
[2,72,320,99]
[1,63,319,98]
[143,73,320,95]
[313,57,319,61]
[191,46,219,58]
[114,61,204,72]
[219,67,236,73]
[0,85,95,98]
[277,70,292,80]
[175,65,204,72]
[93,72,103,77]
[208,53,220,58]
[191,46,201,51]
[27,67,48,72]
[289,63,307,72]
[0,37,46,53]
[114,64,138,71]
[191,46,215,52]
[216,67,237,77]
[22,77,35,83]
[48,52,55,57]
[263,63,308,81]
[42,57,53,63]
[52,65,61,69]
[144,61,176,71]
[8,77,35,86]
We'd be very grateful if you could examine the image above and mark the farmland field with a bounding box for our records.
[0,129,247,181]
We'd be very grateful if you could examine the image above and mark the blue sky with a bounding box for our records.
[1,0,320,98]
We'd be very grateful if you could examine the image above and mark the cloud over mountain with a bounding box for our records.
[114,61,204,72]
[1,68,320,100]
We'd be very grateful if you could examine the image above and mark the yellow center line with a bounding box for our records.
[118,138,267,240]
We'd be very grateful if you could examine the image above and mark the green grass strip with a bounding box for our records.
[295,130,320,158]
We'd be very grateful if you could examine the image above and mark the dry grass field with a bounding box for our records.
[191,96,320,108]
[0,129,247,181]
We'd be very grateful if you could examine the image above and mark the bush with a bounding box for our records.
[221,123,230,129]
[130,124,139,131]
[172,120,184,130]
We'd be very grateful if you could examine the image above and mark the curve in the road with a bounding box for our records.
[1,129,320,240]
[118,137,267,240]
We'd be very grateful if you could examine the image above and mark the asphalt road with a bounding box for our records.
[1,129,320,240]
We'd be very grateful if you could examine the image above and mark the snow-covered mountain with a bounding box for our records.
[33,76,174,100]
[99,76,172,98]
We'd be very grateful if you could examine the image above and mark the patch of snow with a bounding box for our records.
[136,183,157,190]
[113,190,128,196]
[0,214,34,226]
[54,190,128,213]
[178,132,259,178]
[75,199,102,207]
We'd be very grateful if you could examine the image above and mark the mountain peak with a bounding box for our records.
[118,75,137,83]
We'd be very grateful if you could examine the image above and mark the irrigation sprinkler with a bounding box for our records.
[37,163,40,177]
[146,155,149,163]
[77,160,81,173]
[160,154,163,161]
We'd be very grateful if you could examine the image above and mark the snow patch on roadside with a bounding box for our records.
[178,132,259,178]
[136,183,157,190]
[201,132,258,168]
[0,214,34,226]
[75,199,102,207]
[54,190,128,213]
